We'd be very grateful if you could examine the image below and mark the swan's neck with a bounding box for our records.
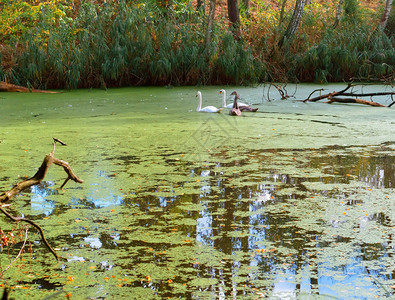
[197,93,202,111]
[233,96,239,109]
[222,91,227,107]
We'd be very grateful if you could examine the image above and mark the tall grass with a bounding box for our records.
[292,22,394,83]
[1,1,394,88]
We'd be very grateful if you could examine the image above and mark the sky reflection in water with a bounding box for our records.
[28,145,394,299]
[1,85,394,299]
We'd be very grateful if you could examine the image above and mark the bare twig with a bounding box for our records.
[0,207,60,261]
[273,83,289,100]
[0,226,29,276]
[53,137,67,146]
[306,88,325,101]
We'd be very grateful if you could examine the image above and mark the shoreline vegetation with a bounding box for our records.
[0,0,394,89]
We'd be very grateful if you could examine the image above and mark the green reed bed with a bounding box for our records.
[292,22,395,83]
[0,1,393,88]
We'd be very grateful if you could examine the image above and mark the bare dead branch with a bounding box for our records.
[0,141,83,261]
[341,91,395,97]
[273,83,289,100]
[327,97,386,107]
[299,83,393,107]
[0,150,83,202]
[305,88,325,101]
[303,83,353,103]
[53,137,67,146]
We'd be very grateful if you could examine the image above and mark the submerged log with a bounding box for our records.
[0,81,58,93]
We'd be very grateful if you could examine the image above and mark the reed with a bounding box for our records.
[292,22,394,83]
[1,1,393,87]
[213,32,266,85]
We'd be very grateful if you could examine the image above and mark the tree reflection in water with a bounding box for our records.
[26,145,394,298]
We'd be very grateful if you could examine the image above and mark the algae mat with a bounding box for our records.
[0,84,394,299]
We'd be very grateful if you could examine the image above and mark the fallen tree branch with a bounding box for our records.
[301,83,394,107]
[341,91,395,97]
[327,97,386,107]
[0,139,83,261]
[0,81,58,93]
[0,139,83,202]
[305,88,325,101]
[303,84,352,103]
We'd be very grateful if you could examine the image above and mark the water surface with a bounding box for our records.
[0,84,394,299]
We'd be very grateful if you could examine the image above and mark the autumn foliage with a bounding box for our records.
[0,0,393,88]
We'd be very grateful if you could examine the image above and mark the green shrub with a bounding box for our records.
[292,23,394,83]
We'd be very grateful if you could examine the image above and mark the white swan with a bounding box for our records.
[196,91,222,113]
[219,89,249,108]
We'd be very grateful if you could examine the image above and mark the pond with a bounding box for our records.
[0,84,394,299]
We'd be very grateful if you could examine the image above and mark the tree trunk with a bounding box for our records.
[379,0,393,29]
[227,0,241,38]
[333,0,344,28]
[278,0,287,26]
[205,0,216,50]
[278,0,306,48]
[0,81,58,93]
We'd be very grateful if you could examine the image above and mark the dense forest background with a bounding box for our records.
[0,0,394,89]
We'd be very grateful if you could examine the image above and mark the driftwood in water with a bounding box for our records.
[302,83,394,107]
[0,81,58,93]
[327,97,386,107]
[0,138,83,261]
